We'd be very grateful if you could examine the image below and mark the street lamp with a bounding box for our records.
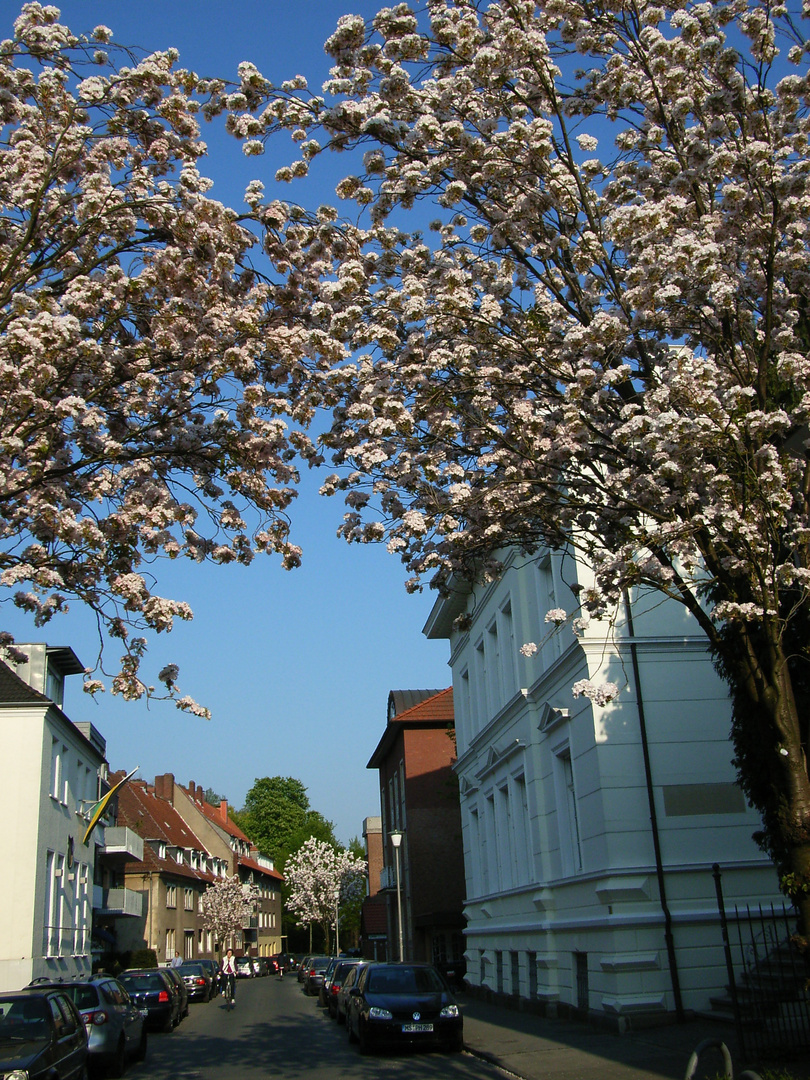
[390,830,404,962]
[334,887,340,956]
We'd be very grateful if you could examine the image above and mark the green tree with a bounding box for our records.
[241,776,337,872]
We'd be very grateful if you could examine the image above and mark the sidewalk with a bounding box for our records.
[459,996,759,1080]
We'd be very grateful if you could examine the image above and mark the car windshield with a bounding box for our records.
[120,974,164,991]
[366,967,445,994]
[178,964,203,975]
[0,998,49,1040]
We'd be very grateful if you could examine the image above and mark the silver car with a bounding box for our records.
[34,976,147,1078]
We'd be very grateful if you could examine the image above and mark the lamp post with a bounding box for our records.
[390,830,404,962]
[334,887,340,956]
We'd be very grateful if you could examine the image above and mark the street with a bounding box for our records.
[136,976,506,1080]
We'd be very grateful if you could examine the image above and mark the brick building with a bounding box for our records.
[367,688,466,976]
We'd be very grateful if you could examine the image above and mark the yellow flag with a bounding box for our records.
[82,766,139,845]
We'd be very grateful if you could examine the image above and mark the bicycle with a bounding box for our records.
[223,973,236,1010]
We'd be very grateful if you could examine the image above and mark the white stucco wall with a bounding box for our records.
[425,548,781,1018]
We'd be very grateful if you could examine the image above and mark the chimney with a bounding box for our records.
[155,773,175,804]
[219,800,228,823]
[188,781,196,799]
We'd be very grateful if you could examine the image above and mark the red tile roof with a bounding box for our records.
[115,777,216,883]
[367,687,454,768]
[238,854,283,883]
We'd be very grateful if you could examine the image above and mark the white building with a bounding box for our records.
[423,548,781,1020]
[0,644,106,990]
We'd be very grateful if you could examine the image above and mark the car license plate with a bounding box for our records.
[402,1022,433,1033]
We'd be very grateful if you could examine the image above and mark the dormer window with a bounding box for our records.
[158,842,167,860]
[176,849,184,865]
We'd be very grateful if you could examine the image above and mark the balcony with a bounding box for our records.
[93,886,143,917]
[379,865,397,891]
[98,826,144,862]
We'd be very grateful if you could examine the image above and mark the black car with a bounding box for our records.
[159,967,189,1020]
[324,959,363,1019]
[31,976,147,1078]
[118,969,180,1032]
[0,988,88,1080]
[175,962,213,1002]
[345,963,463,1054]
[197,958,221,997]
[303,956,331,996]
[317,958,341,1007]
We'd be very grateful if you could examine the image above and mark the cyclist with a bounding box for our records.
[221,948,237,1008]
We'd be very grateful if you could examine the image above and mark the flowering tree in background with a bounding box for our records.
[0,4,321,712]
[200,875,259,953]
[222,0,810,921]
[285,837,366,954]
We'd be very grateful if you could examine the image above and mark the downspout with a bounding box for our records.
[623,592,685,1021]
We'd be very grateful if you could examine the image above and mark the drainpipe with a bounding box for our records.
[623,592,685,1021]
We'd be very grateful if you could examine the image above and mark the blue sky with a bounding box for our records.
[0,0,452,846]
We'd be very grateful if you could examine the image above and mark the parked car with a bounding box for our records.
[175,962,213,1002]
[345,963,463,1054]
[197,958,221,997]
[317,958,341,1007]
[118,969,180,1032]
[158,966,188,1021]
[335,962,369,1026]
[323,959,363,1019]
[303,956,331,996]
[296,956,312,983]
[0,988,88,1080]
[30,976,147,1078]
[235,955,254,978]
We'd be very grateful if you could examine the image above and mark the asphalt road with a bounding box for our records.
[136,975,505,1080]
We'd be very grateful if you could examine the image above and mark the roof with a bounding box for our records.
[368,688,454,769]
[115,777,216,884]
[387,689,445,721]
[238,854,283,883]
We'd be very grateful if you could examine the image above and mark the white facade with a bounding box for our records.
[424,549,781,1018]
[0,644,106,991]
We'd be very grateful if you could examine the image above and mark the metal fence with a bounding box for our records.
[714,864,810,1060]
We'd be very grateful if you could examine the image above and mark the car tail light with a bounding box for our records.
[195,978,205,986]
[158,991,169,1003]
[84,1010,109,1026]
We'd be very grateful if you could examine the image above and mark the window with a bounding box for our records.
[499,598,518,700]
[528,952,538,1000]
[166,885,177,909]
[50,739,61,801]
[575,952,589,1011]
[184,888,194,911]
[536,556,562,668]
[166,928,176,958]
[554,745,583,874]
[487,619,502,712]
[458,667,471,749]
[184,930,194,959]
[512,774,531,885]
[510,952,520,997]
[496,784,513,890]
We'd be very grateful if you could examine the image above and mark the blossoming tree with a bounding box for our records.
[0,4,321,712]
[199,875,260,954]
[284,837,366,954]
[225,0,810,919]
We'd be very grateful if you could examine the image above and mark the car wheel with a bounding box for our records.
[162,1013,174,1034]
[445,1032,464,1053]
[107,1038,126,1079]
[132,1028,147,1063]
[347,1013,357,1044]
